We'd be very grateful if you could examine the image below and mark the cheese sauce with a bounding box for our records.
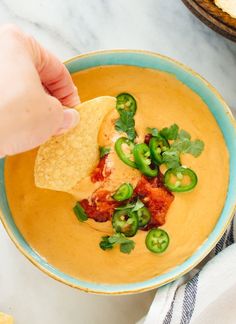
[5,65,229,284]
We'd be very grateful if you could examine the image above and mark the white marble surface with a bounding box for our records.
[0,1,235,323]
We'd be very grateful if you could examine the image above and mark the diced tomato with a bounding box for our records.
[80,190,118,222]
[84,168,174,227]
[91,156,111,183]
[135,174,174,229]
[147,172,165,188]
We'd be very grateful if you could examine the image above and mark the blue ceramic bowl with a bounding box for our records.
[0,50,236,294]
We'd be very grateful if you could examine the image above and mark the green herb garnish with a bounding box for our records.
[131,199,144,212]
[159,124,204,167]
[162,149,181,169]
[99,146,111,158]
[115,93,137,141]
[73,202,88,222]
[99,233,135,254]
[178,129,191,140]
[170,128,204,157]
[115,202,136,211]
[99,236,113,250]
[146,127,159,137]
[115,110,136,141]
[185,139,205,157]
[159,124,179,140]
[115,199,144,212]
[120,240,135,254]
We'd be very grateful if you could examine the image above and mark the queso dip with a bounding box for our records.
[5,65,229,284]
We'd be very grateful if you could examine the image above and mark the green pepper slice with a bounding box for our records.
[116,93,137,116]
[115,137,137,168]
[164,167,198,192]
[133,143,158,177]
[145,228,169,253]
[112,210,138,237]
[112,183,133,201]
[149,135,169,165]
[73,202,88,222]
[137,207,151,227]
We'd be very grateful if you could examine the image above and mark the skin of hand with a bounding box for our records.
[0,25,80,158]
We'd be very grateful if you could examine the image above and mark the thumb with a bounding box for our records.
[44,94,79,137]
[0,95,80,157]
[55,108,80,135]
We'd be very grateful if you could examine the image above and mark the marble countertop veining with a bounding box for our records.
[0,1,235,324]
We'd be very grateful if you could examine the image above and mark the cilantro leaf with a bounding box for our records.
[178,129,191,140]
[115,111,134,130]
[126,127,136,141]
[171,138,191,152]
[115,202,136,210]
[185,139,204,157]
[159,124,179,140]
[171,133,204,157]
[115,110,136,141]
[107,233,124,244]
[115,118,125,131]
[110,234,135,254]
[115,199,144,212]
[99,233,135,254]
[99,236,114,250]
[120,240,135,254]
[99,146,111,158]
[162,150,181,169]
[146,127,159,137]
[131,199,144,211]
[152,124,204,168]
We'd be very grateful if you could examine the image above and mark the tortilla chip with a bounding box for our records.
[215,0,236,18]
[34,96,116,192]
[0,313,14,324]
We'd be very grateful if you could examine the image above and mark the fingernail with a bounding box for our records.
[71,94,80,106]
[56,109,79,135]
[63,109,79,129]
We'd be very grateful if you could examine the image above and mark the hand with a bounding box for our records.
[0,25,80,158]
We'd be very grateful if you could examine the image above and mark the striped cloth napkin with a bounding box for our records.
[138,218,235,324]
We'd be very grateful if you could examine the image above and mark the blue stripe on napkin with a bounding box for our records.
[160,217,235,324]
[180,273,199,324]
[163,290,178,324]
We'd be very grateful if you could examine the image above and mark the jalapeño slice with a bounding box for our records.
[137,207,151,227]
[149,135,169,165]
[112,210,138,237]
[116,93,137,116]
[112,183,133,202]
[164,167,198,192]
[145,228,169,253]
[133,143,158,177]
[73,202,88,222]
[115,137,137,168]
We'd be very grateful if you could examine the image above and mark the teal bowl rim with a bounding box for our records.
[0,49,236,295]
